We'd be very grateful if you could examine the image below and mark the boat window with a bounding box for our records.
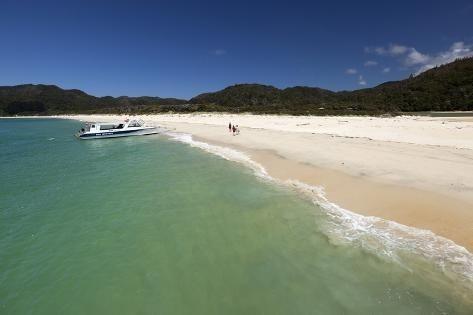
[100,124,115,130]
[92,125,95,128]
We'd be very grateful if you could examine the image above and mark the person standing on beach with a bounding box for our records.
[228,122,232,133]
[232,125,236,135]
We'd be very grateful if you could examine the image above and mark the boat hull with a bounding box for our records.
[77,127,158,140]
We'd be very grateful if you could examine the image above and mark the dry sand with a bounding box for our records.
[62,113,473,251]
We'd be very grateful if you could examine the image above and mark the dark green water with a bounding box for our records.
[0,119,471,314]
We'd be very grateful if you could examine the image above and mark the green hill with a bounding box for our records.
[0,84,188,115]
[1,57,472,116]
[190,57,473,114]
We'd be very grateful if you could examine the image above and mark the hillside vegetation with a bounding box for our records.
[0,85,187,115]
[190,57,473,114]
[1,57,472,116]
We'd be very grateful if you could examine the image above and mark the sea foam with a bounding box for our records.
[167,131,473,303]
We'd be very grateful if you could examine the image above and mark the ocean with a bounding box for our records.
[0,118,472,314]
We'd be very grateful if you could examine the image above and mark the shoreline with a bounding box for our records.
[15,114,473,252]
[149,115,473,252]
[195,137,473,251]
[167,127,473,301]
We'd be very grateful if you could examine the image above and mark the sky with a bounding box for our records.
[1,0,472,99]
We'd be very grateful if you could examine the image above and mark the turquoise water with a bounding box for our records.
[0,118,471,314]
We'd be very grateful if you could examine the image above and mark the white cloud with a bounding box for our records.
[364,60,378,67]
[374,47,386,54]
[346,68,358,74]
[389,44,408,55]
[366,41,473,75]
[382,67,391,73]
[405,48,430,66]
[366,44,408,56]
[415,42,473,74]
[212,49,226,56]
[358,75,367,86]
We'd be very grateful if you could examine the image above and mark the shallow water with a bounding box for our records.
[0,118,471,314]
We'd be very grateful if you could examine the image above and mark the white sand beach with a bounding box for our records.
[62,113,473,251]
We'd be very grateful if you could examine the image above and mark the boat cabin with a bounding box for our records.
[81,120,144,133]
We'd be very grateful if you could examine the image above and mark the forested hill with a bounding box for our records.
[190,57,473,114]
[1,57,472,116]
[0,84,187,115]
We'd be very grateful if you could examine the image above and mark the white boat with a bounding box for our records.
[76,119,158,139]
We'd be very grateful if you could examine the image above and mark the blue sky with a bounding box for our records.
[1,0,472,99]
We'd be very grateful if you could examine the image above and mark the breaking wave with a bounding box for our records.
[167,131,473,303]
